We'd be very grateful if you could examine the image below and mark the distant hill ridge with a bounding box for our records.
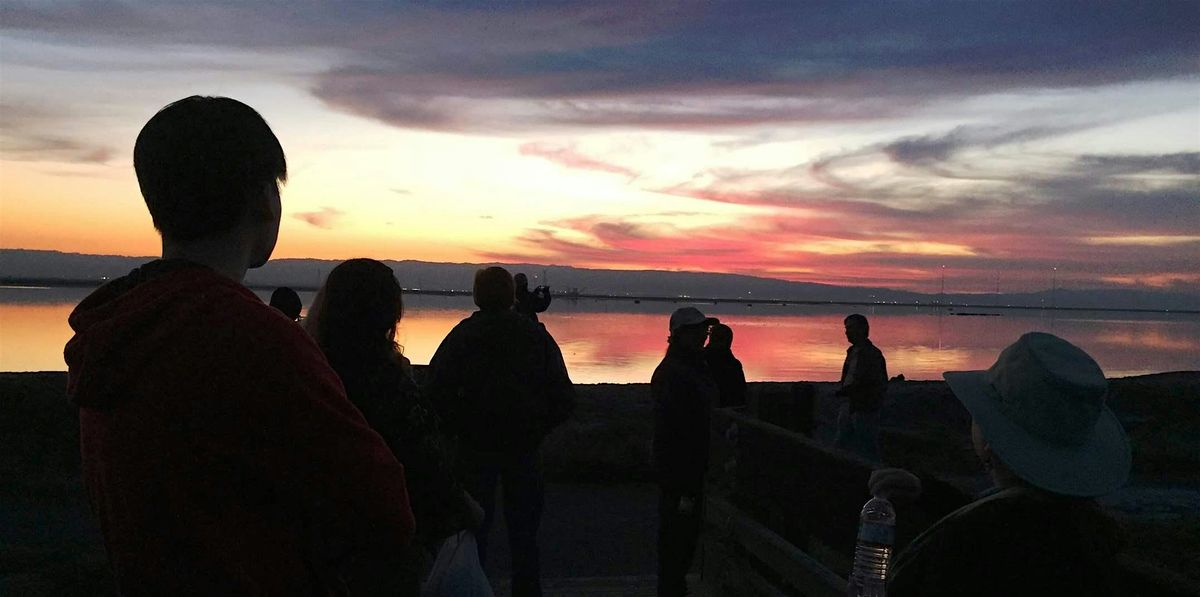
[2,249,1197,312]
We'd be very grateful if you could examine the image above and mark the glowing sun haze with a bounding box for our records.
[1,2,1197,293]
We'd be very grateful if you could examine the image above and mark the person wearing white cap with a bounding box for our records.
[870,332,1130,596]
[652,307,720,597]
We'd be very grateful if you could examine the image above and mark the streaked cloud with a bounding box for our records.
[0,101,116,164]
[292,207,344,230]
[519,142,638,178]
[1075,153,1200,176]
[786,240,976,257]
[4,2,1197,133]
[1083,235,1200,247]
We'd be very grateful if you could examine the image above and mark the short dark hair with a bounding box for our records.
[709,322,734,348]
[474,266,515,311]
[845,313,869,331]
[134,96,287,241]
[269,286,302,321]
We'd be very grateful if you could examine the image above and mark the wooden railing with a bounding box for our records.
[700,400,1198,597]
[703,494,845,597]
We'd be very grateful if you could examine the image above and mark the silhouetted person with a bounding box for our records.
[425,266,575,597]
[652,307,719,597]
[834,313,887,460]
[64,96,414,595]
[704,322,747,408]
[306,259,483,596]
[870,333,1129,596]
[269,285,302,321]
[514,272,551,322]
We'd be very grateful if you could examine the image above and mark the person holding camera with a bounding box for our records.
[514,272,552,322]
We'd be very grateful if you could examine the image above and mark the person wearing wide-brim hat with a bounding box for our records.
[652,307,720,597]
[871,332,1131,596]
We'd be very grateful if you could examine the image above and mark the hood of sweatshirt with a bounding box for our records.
[65,260,256,408]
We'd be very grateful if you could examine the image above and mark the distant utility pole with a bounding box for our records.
[1051,267,1058,309]
[939,265,946,306]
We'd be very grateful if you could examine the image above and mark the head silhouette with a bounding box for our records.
[708,323,734,350]
[269,286,302,321]
[845,313,869,344]
[474,266,515,311]
[514,273,529,290]
[668,307,716,352]
[306,259,403,363]
[135,96,287,267]
[947,333,1130,497]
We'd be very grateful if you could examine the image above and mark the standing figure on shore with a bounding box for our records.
[652,307,720,597]
[704,322,747,408]
[870,333,1130,596]
[306,258,484,595]
[426,266,575,597]
[269,285,302,321]
[64,96,414,595]
[834,313,888,461]
[514,272,552,322]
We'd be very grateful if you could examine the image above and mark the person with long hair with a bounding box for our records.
[307,258,480,595]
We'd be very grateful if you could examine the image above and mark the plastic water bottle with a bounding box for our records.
[847,495,895,597]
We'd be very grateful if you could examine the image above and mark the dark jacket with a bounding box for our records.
[651,346,719,496]
[328,352,467,549]
[704,347,747,408]
[889,486,1125,597]
[514,285,552,321]
[425,309,575,454]
[837,339,888,412]
[65,260,414,596]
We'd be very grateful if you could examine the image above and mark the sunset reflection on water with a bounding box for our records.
[2,287,1197,383]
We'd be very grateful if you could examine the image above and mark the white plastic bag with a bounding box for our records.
[421,531,494,597]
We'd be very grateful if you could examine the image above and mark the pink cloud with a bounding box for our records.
[518,141,638,178]
[292,207,344,230]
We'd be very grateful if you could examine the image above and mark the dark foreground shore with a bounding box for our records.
[2,371,1197,594]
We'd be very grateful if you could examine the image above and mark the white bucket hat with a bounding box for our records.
[944,332,1131,497]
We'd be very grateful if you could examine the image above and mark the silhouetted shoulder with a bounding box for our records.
[225,289,327,362]
[890,488,1123,597]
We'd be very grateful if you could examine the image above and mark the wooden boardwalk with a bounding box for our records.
[492,574,704,597]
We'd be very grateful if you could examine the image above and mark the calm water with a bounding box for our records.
[2,286,1197,383]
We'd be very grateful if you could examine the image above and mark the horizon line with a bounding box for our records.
[4,247,1199,300]
[3,276,1196,316]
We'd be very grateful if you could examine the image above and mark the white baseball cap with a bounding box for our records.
[669,307,719,333]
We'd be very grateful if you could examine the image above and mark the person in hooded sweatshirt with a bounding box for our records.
[64,96,414,596]
[424,266,575,597]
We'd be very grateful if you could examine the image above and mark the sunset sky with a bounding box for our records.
[1,2,1197,293]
